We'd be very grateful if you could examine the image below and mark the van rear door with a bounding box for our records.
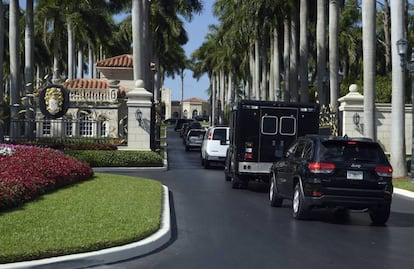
[259,107,299,162]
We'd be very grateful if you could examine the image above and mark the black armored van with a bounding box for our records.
[224,99,320,189]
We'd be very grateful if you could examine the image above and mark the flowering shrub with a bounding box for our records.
[0,144,94,210]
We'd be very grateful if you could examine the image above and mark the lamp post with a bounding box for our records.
[396,38,414,183]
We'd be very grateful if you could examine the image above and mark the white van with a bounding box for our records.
[200,126,230,169]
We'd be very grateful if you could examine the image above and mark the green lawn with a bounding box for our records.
[0,173,163,264]
[393,177,414,192]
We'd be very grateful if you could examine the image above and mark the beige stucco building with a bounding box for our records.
[168,97,210,119]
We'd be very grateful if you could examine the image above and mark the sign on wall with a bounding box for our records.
[39,84,70,119]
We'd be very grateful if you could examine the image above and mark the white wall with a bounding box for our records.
[338,84,412,154]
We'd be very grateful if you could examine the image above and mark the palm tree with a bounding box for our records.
[390,0,407,178]
[316,0,327,105]
[299,0,309,102]
[329,0,339,110]
[362,0,376,140]
[283,16,291,102]
[36,0,66,83]
[9,0,21,140]
[290,1,298,102]
[24,0,35,140]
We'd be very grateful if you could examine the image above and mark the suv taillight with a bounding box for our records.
[375,166,393,177]
[308,162,335,174]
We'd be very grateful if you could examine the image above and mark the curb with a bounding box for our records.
[0,185,171,269]
[394,187,414,199]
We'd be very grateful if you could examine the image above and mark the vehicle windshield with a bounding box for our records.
[319,140,386,163]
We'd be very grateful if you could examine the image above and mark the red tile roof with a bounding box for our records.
[183,97,207,103]
[63,78,109,89]
[63,78,130,98]
[96,54,133,68]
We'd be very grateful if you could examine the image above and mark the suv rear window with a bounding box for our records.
[189,130,205,136]
[212,129,227,140]
[319,140,386,163]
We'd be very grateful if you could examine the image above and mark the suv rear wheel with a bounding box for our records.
[369,204,391,225]
[292,183,309,220]
[269,173,283,207]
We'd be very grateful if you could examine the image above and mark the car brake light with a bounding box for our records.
[244,153,253,159]
[312,191,323,197]
[375,166,393,177]
[347,141,357,145]
[308,162,335,174]
[208,133,213,140]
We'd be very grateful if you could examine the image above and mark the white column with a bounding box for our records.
[124,80,152,150]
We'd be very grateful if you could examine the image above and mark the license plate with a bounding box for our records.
[347,170,363,180]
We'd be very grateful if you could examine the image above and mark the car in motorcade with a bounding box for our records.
[195,115,209,122]
[181,121,202,141]
[184,128,206,151]
[269,135,393,225]
[224,99,319,189]
[180,123,190,138]
[174,118,196,131]
[201,126,230,169]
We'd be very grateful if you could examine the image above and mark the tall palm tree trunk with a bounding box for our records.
[329,0,339,110]
[132,0,144,84]
[25,0,35,140]
[283,17,291,102]
[67,21,74,80]
[390,0,407,177]
[317,0,327,105]
[77,48,84,78]
[362,0,376,140]
[88,41,94,78]
[383,0,391,73]
[9,0,21,140]
[290,5,298,102]
[272,28,281,101]
[299,0,309,102]
[254,39,260,99]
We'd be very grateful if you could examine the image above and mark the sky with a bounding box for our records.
[163,0,217,101]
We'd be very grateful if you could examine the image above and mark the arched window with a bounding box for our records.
[98,115,108,137]
[192,109,198,118]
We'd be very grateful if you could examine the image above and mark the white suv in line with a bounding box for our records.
[200,126,230,169]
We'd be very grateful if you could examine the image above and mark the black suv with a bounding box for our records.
[174,118,196,132]
[269,135,393,225]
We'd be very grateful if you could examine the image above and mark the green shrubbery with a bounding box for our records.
[8,137,124,150]
[65,150,164,167]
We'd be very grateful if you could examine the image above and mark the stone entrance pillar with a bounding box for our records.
[125,80,153,150]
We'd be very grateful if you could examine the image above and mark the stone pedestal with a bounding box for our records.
[338,84,365,137]
[124,80,153,150]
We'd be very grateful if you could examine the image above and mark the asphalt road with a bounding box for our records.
[96,127,414,269]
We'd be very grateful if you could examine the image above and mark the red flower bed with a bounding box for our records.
[0,144,94,210]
